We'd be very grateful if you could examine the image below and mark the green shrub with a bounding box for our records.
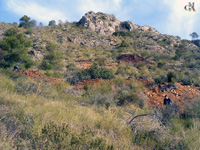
[160,104,177,124]
[120,40,128,47]
[46,43,57,52]
[96,57,107,66]
[29,122,71,149]
[182,119,194,129]
[131,114,188,150]
[167,71,177,83]
[153,54,171,62]
[117,90,145,108]
[89,93,110,106]
[25,29,33,35]
[4,28,18,36]
[193,79,200,87]
[87,64,114,79]
[157,62,166,68]
[15,78,38,95]
[44,70,51,76]
[182,77,193,85]
[154,75,167,84]
[113,31,132,37]
[100,15,107,20]
[183,99,200,118]
[133,130,167,149]
[68,64,114,84]
[40,51,62,70]
[19,122,114,150]
[133,130,188,150]
[40,59,53,70]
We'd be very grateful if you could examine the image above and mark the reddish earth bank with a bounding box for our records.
[117,54,145,64]
[74,78,200,108]
[19,70,61,84]
[19,70,200,109]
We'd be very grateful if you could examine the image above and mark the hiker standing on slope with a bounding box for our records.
[163,95,172,105]
[13,65,19,71]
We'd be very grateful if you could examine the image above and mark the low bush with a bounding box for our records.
[113,31,132,37]
[182,77,193,85]
[117,91,145,108]
[25,29,33,35]
[160,104,178,125]
[119,40,129,47]
[157,62,166,68]
[167,71,177,83]
[130,114,188,150]
[68,64,114,84]
[18,121,114,150]
[183,99,200,118]
[154,75,167,84]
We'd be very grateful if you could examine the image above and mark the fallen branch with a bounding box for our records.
[0,116,6,121]
[128,113,154,125]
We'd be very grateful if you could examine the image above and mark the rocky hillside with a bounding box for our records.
[0,12,199,86]
[0,12,200,150]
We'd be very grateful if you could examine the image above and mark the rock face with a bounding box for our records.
[79,12,121,35]
[79,12,159,35]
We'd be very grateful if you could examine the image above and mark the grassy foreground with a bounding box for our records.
[0,69,200,149]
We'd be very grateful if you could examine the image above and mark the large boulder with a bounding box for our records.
[79,12,121,35]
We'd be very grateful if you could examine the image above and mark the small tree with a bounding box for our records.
[48,20,56,26]
[19,15,36,28]
[120,40,128,47]
[39,22,43,26]
[0,28,34,69]
[190,32,199,40]
[58,20,63,25]
[20,15,30,23]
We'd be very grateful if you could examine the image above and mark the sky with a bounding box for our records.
[0,0,200,39]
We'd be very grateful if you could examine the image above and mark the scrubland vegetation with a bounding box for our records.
[1,69,200,149]
[0,13,200,149]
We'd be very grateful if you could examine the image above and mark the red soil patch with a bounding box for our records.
[73,79,103,89]
[19,70,61,84]
[139,80,200,108]
[105,62,118,69]
[75,60,92,69]
[73,78,130,89]
[75,60,117,69]
[73,77,200,109]
[18,69,198,109]
[117,54,145,64]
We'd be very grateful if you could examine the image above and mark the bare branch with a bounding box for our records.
[0,116,6,121]
[128,113,154,125]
